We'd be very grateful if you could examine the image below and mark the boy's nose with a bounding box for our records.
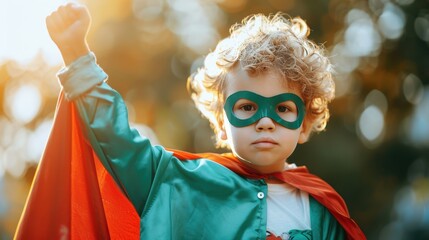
[255,117,276,131]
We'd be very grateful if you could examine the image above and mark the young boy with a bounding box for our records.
[46,3,365,239]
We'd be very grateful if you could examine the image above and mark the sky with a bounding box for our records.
[0,0,74,65]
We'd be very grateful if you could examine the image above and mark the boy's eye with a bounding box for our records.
[240,104,256,111]
[277,105,289,113]
[276,101,298,122]
[233,101,258,120]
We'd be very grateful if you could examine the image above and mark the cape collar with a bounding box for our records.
[170,148,309,178]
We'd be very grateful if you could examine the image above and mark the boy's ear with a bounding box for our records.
[219,129,228,140]
[298,121,312,144]
[219,114,228,140]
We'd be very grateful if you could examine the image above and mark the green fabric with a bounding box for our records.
[309,196,346,239]
[64,54,345,239]
[288,229,312,239]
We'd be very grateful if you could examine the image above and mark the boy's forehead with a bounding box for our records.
[224,66,302,98]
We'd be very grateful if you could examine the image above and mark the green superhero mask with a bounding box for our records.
[224,91,306,129]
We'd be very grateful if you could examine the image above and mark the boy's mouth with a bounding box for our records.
[252,138,278,147]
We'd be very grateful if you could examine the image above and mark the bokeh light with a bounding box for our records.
[403,73,424,105]
[365,89,388,114]
[2,128,29,178]
[4,84,42,124]
[26,119,53,162]
[377,3,406,40]
[358,105,385,144]
[357,89,388,147]
[380,157,429,240]
[165,0,224,54]
[344,9,382,57]
[414,13,429,43]
[408,88,429,146]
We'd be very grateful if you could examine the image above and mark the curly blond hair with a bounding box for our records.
[187,13,335,148]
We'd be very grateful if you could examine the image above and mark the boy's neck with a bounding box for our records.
[238,158,288,175]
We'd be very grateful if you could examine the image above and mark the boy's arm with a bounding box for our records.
[46,3,171,215]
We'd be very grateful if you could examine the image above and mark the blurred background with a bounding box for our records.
[1,0,428,239]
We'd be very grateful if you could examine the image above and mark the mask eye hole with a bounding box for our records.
[276,101,298,122]
[233,99,258,120]
[240,104,256,112]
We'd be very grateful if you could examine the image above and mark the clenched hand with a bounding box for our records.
[46,3,91,66]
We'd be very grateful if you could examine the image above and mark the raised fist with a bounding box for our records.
[46,3,91,65]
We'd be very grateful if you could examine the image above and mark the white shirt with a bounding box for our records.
[266,164,311,237]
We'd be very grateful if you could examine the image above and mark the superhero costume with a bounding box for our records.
[15,53,365,239]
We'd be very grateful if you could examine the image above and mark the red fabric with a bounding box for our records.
[170,149,366,240]
[266,231,283,240]
[14,95,139,239]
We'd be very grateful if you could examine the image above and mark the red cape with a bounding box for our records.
[14,94,139,239]
[14,94,365,240]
